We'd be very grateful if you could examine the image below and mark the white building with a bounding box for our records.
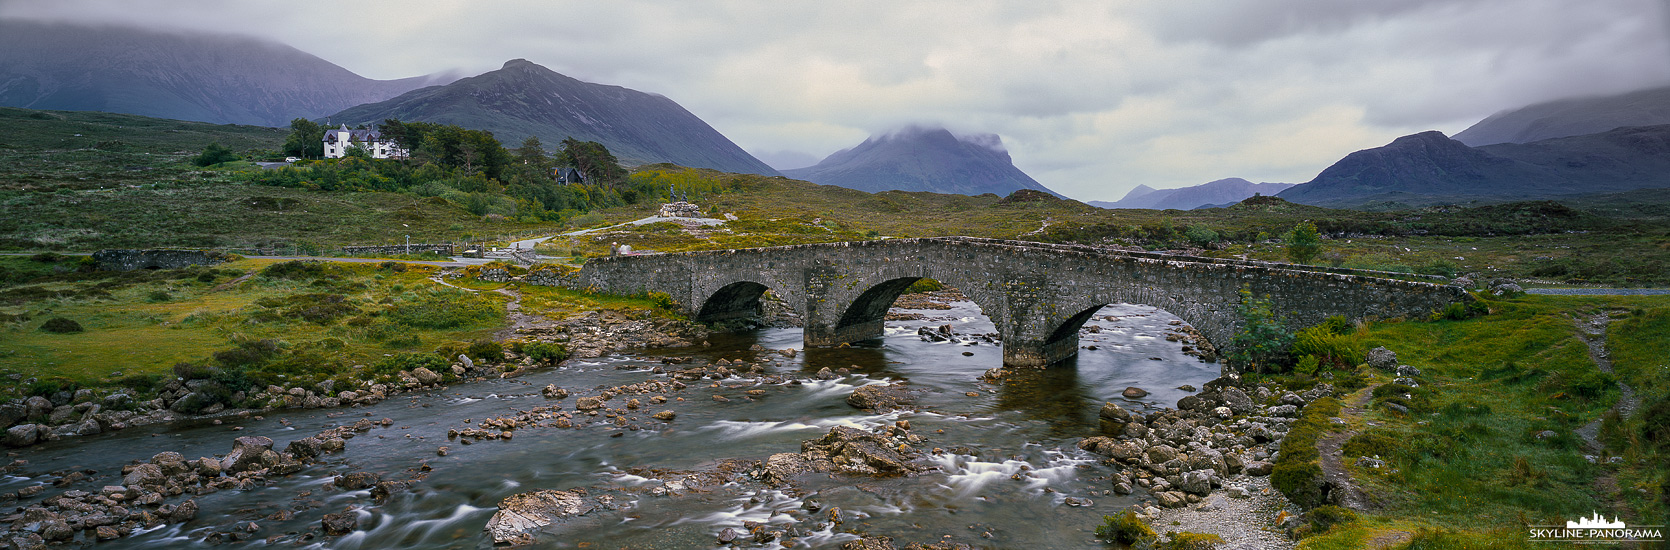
[322,124,407,159]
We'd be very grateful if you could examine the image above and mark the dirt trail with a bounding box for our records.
[1316,384,1378,511]
[1574,311,1638,451]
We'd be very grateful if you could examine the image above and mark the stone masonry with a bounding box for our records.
[564,237,1473,367]
[92,249,233,272]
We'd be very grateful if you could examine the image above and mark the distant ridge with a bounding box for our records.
[1090,178,1295,210]
[328,59,777,175]
[784,126,1059,197]
[1277,125,1670,207]
[0,19,453,127]
[1453,85,1670,146]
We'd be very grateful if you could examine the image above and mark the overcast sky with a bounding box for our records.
[4,0,1668,201]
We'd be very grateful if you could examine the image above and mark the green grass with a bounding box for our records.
[0,258,507,392]
[1291,294,1670,548]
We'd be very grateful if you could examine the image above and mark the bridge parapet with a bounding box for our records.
[563,237,1471,367]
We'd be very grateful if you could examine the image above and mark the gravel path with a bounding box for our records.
[1144,475,1300,550]
[1574,311,1639,451]
[1317,386,1378,511]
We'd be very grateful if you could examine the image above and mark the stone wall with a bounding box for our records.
[340,244,454,256]
[558,237,1472,367]
[92,249,233,272]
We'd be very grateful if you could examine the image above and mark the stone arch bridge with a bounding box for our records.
[568,237,1470,367]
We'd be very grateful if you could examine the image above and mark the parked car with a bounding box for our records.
[284,157,300,162]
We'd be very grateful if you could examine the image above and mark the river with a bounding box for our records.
[3,299,1220,549]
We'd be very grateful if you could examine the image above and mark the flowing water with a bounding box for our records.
[5,301,1220,549]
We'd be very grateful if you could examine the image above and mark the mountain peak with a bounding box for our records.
[327,60,777,175]
[784,126,1057,197]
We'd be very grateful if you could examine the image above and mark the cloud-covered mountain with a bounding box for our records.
[783,126,1058,197]
[1090,178,1295,210]
[328,59,777,176]
[0,20,453,127]
[1452,85,1670,146]
[1276,125,1670,208]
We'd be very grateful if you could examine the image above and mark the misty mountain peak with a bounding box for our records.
[784,125,1056,197]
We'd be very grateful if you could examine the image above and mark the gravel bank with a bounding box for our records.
[1141,475,1300,550]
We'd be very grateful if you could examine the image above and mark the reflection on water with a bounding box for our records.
[14,299,1219,549]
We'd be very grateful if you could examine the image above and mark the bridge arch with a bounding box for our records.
[567,237,1471,368]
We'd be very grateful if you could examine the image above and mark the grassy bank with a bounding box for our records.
[1281,293,1670,548]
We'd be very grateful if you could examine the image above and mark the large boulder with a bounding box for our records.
[5,424,39,447]
[802,426,919,476]
[1144,445,1180,465]
[322,512,358,536]
[846,384,911,412]
[1220,387,1255,415]
[24,396,52,419]
[484,490,595,546]
[411,367,441,386]
[123,463,165,486]
[761,452,811,484]
[221,436,275,474]
[334,471,382,490]
[0,400,27,428]
[1366,347,1397,371]
[1178,469,1215,495]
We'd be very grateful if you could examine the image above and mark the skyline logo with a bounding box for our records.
[1531,512,1664,544]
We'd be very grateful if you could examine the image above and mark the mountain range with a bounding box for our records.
[783,126,1058,196]
[1452,85,1670,146]
[1275,124,1670,208]
[0,20,454,127]
[328,59,778,176]
[1090,178,1296,210]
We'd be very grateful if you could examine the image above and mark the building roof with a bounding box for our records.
[323,124,387,142]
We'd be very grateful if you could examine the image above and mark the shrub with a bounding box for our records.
[386,289,498,329]
[904,278,945,294]
[1641,397,1670,451]
[1285,221,1321,264]
[27,378,76,398]
[1291,325,1363,368]
[465,340,503,363]
[173,362,216,381]
[1094,510,1155,545]
[39,317,84,333]
[1164,532,1225,549]
[147,290,172,302]
[1184,225,1219,247]
[1272,397,1340,509]
[196,271,217,283]
[1228,287,1293,373]
[524,341,568,364]
[260,260,331,280]
[1342,431,1398,459]
[371,353,450,376]
[192,143,240,166]
[1301,505,1356,537]
[118,373,164,394]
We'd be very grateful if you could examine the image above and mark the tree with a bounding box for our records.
[1228,286,1293,373]
[515,136,552,170]
[282,118,324,159]
[192,143,240,166]
[1286,221,1321,264]
[557,138,626,186]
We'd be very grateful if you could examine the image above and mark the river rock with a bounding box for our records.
[1366,346,1397,371]
[412,367,441,386]
[1221,387,1254,414]
[335,472,382,490]
[194,457,222,477]
[574,396,607,411]
[169,499,199,522]
[1144,444,1179,465]
[25,396,52,419]
[39,520,74,542]
[841,536,895,550]
[322,512,358,536]
[371,480,409,504]
[1122,387,1149,398]
[1155,491,1188,508]
[762,453,811,484]
[1244,461,1274,476]
[541,385,568,399]
[47,405,76,425]
[652,410,676,421]
[5,424,38,447]
[802,426,919,476]
[286,436,324,461]
[484,489,595,546]
[0,400,26,428]
[846,384,910,412]
[123,463,165,486]
[815,367,838,380]
[1267,404,1298,417]
[1178,469,1215,495]
[221,436,275,474]
[6,532,45,550]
